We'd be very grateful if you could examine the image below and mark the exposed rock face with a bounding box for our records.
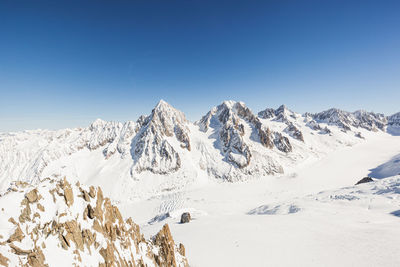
[305,119,331,134]
[355,132,365,139]
[199,101,287,168]
[0,177,188,267]
[388,112,400,127]
[258,105,296,123]
[132,100,191,174]
[258,105,304,144]
[257,108,275,119]
[199,101,254,168]
[197,101,285,180]
[355,177,374,185]
[273,133,292,153]
[0,252,8,266]
[312,108,387,132]
[285,123,304,142]
[180,213,191,224]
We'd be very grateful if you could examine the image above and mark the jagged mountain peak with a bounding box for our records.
[198,100,256,132]
[150,100,188,126]
[154,99,176,112]
[276,104,288,112]
[258,104,296,122]
[220,100,246,110]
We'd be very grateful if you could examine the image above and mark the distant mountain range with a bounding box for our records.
[1,100,399,200]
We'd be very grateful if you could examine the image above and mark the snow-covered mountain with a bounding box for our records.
[311,108,387,132]
[131,100,191,175]
[0,100,397,201]
[197,101,285,179]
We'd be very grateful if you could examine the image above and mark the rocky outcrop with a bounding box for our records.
[259,105,304,143]
[355,177,374,185]
[305,119,331,134]
[258,105,296,123]
[180,213,191,224]
[284,123,304,142]
[273,133,292,153]
[257,108,275,119]
[0,252,8,266]
[0,177,188,267]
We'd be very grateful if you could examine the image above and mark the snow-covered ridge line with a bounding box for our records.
[0,100,398,201]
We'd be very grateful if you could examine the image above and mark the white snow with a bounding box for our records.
[1,100,400,266]
[119,132,400,267]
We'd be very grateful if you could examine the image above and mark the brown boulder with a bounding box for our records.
[7,225,24,243]
[62,178,74,207]
[25,189,39,203]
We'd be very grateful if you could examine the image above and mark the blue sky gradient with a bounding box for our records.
[1,0,399,131]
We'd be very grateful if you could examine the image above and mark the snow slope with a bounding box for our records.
[120,132,400,267]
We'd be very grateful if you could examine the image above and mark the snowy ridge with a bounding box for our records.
[0,100,397,201]
[0,120,137,191]
[311,108,387,132]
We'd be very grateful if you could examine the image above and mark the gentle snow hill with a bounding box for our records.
[0,100,397,201]
[0,177,188,267]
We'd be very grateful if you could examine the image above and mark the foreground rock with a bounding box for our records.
[180,213,191,224]
[0,177,188,267]
[355,177,374,185]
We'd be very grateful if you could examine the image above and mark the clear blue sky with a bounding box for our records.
[1,0,399,131]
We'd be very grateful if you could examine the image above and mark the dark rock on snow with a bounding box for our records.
[355,177,374,185]
[180,212,191,224]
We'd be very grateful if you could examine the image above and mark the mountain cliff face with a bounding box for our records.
[258,105,304,142]
[197,101,295,180]
[0,177,188,267]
